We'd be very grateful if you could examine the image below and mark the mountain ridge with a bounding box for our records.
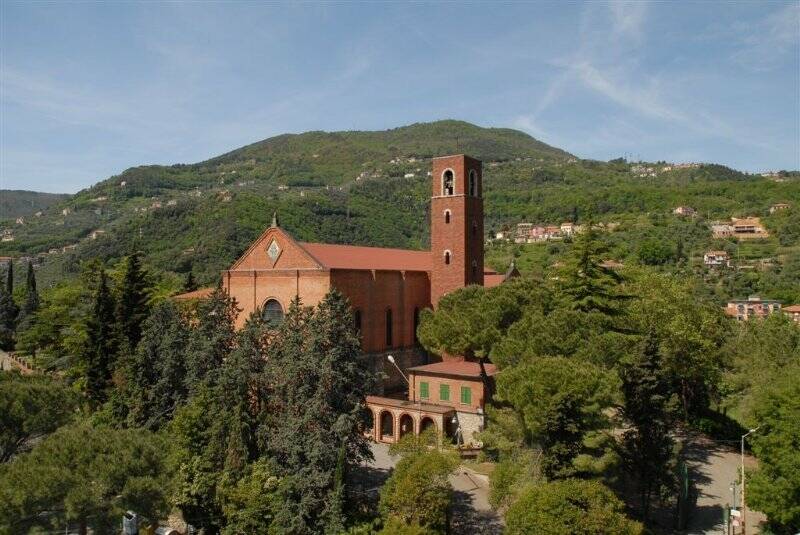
[0,120,797,290]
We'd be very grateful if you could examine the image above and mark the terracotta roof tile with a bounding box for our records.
[299,242,432,271]
[783,304,800,313]
[173,287,215,300]
[408,360,498,378]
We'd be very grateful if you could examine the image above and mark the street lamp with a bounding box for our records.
[387,355,423,438]
[741,426,760,535]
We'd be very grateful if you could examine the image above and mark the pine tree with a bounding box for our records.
[264,290,375,533]
[0,263,18,350]
[16,261,40,331]
[116,252,149,351]
[183,271,198,292]
[183,287,238,391]
[83,270,119,406]
[118,300,190,429]
[557,226,628,319]
[619,331,676,523]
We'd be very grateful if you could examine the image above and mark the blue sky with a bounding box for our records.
[1,1,798,193]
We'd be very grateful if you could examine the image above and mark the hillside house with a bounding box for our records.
[1,230,14,242]
[769,203,790,213]
[731,217,768,239]
[703,250,730,267]
[61,208,71,216]
[783,305,800,324]
[560,222,576,236]
[515,223,533,243]
[89,230,106,240]
[725,296,782,321]
[673,206,696,217]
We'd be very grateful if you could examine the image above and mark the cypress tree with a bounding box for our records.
[619,331,676,523]
[16,261,40,330]
[116,252,149,351]
[0,263,19,350]
[83,270,119,406]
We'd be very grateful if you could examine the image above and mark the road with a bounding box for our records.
[364,443,502,534]
[685,433,766,534]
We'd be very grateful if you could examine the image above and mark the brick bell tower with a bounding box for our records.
[430,154,484,307]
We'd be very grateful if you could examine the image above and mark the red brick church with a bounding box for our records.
[178,155,517,446]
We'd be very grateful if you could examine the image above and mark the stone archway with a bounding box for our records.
[398,414,415,438]
[420,416,436,435]
[380,411,395,441]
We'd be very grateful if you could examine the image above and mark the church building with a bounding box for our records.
[181,155,518,446]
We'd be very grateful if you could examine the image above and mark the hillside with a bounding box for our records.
[0,190,71,219]
[0,120,798,294]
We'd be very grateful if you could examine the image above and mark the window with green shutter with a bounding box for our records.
[420,382,429,399]
[440,383,450,401]
[460,386,472,405]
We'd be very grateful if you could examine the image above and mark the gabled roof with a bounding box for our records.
[173,287,215,300]
[298,242,431,271]
[783,304,800,313]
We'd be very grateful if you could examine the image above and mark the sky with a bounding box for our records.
[1,1,799,193]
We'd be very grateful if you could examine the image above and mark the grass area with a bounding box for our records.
[462,460,496,476]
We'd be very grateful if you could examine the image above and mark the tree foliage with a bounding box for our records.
[0,373,77,463]
[80,269,119,405]
[618,332,677,523]
[379,440,457,534]
[747,374,800,533]
[115,252,150,350]
[262,291,375,533]
[504,479,643,535]
[0,423,171,535]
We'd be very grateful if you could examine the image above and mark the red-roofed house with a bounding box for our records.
[783,304,800,323]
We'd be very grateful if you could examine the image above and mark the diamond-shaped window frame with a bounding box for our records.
[267,239,282,265]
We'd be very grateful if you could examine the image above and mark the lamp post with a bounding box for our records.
[741,426,759,535]
[387,355,423,438]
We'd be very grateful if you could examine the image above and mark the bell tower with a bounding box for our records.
[430,154,484,307]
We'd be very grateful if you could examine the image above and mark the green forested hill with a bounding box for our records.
[0,120,798,293]
[0,190,71,219]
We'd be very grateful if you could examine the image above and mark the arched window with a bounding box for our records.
[442,169,454,196]
[444,210,451,224]
[444,251,451,265]
[385,308,393,348]
[468,170,477,197]
[354,309,362,334]
[262,299,284,326]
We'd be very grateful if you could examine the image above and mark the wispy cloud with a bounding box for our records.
[730,2,800,72]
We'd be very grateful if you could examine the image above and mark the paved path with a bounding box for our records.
[364,443,502,534]
[684,433,766,534]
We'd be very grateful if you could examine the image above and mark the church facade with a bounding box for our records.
[189,154,516,446]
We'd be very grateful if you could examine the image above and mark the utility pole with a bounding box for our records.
[741,427,760,535]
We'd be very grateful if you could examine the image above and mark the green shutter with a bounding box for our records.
[420,382,429,399]
[440,383,450,401]
[461,386,471,405]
